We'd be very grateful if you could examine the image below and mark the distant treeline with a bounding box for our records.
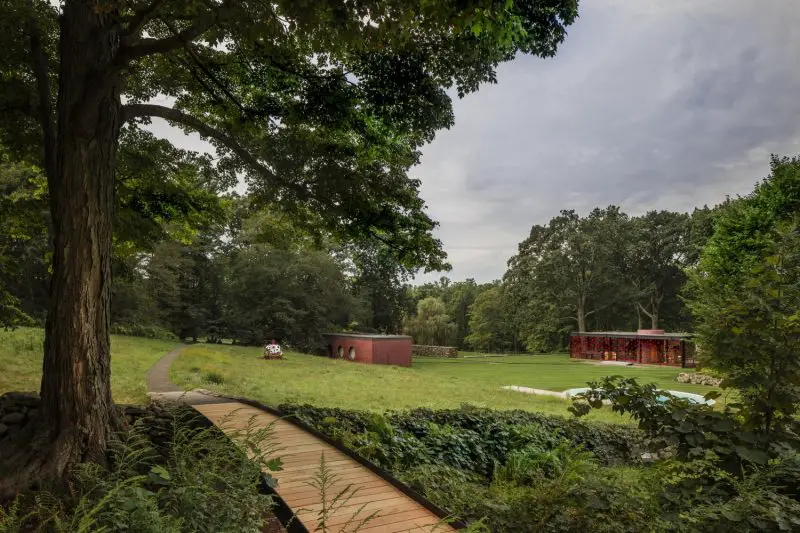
[3,152,800,355]
[405,155,800,353]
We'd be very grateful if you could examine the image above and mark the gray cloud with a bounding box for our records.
[413,0,800,283]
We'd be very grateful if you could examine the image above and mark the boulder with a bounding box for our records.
[1,412,25,425]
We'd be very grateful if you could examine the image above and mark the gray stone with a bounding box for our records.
[1,412,25,425]
[0,423,8,437]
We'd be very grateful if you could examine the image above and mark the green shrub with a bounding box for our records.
[655,454,800,532]
[278,402,800,532]
[494,440,596,486]
[0,407,279,532]
[280,403,644,475]
[110,323,178,341]
[203,372,225,385]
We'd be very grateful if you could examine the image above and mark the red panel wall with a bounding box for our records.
[373,338,412,368]
[324,335,411,367]
[569,334,692,367]
[327,336,373,364]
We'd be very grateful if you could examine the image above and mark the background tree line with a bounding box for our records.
[400,207,716,353]
[402,156,800,356]
[6,150,798,359]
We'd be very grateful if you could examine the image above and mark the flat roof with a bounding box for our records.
[571,331,694,340]
[323,333,412,340]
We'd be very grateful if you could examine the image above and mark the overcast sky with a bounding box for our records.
[413,0,800,283]
[149,0,800,284]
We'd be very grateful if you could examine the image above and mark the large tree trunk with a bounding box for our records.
[0,2,121,498]
[650,306,659,329]
[576,300,587,332]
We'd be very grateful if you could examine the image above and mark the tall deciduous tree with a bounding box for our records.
[0,0,579,492]
[465,284,513,353]
[688,156,800,439]
[349,241,415,334]
[0,159,48,326]
[505,207,628,350]
[693,223,800,440]
[626,211,690,330]
[443,279,483,349]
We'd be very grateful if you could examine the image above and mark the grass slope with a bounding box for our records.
[0,328,178,404]
[171,344,721,423]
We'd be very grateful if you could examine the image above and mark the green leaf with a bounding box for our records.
[471,22,482,37]
[721,508,743,522]
[712,419,733,432]
[734,446,768,465]
[265,457,283,472]
[149,465,171,480]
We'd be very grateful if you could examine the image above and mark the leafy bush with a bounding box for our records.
[110,323,178,340]
[0,406,278,532]
[656,455,800,532]
[404,463,661,533]
[203,371,225,385]
[494,441,596,486]
[280,403,644,476]
[571,378,800,531]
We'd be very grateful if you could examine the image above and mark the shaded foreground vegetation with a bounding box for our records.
[0,403,280,532]
[281,403,800,532]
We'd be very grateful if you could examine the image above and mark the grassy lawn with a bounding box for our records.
[0,327,178,404]
[171,344,723,423]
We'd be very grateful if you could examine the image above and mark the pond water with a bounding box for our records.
[563,387,715,406]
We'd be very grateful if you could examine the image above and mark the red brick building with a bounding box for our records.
[322,333,413,368]
[569,329,696,368]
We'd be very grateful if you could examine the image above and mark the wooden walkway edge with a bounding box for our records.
[193,401,457,533]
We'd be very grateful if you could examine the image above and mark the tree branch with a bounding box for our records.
[584,301,613,319]
[26,0,56,181]
[123,0,169,38]
[637,302,654,319]
[119,1,233,62]
[122,103,301,195]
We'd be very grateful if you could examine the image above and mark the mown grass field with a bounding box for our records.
[171,344,723,423]
[0,328,178,404]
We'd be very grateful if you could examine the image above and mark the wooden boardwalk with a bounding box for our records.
[193,401,456,533]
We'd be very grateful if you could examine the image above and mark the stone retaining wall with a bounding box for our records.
[0,391,39,440]
[677,372,722,387]
[0,392,190,444]
[412,345,458,358]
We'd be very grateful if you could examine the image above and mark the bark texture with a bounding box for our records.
[0,1,121,498]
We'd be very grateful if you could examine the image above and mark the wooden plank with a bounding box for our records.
[276,471,379,489]
[359,516,443,533]
[278,458,354,472]
[313,508,432,530]
[277,479,388,499]
[289,485,401,506]
[277,449,350,463]
[290,487,401,508]
[302,496,417,516]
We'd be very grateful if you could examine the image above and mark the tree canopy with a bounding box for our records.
[687,156,800,437]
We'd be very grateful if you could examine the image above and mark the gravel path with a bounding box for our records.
[146,346,238,405]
